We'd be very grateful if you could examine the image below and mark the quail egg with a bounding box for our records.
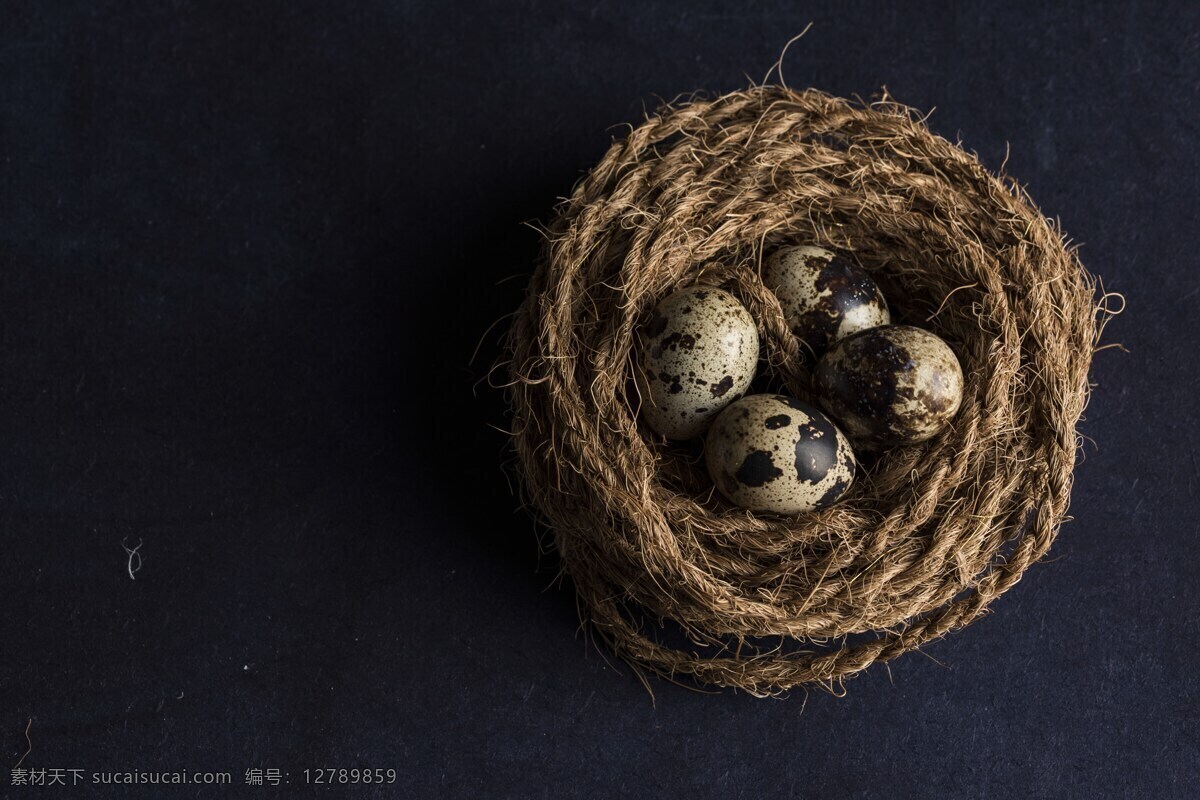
[763,245,890,356]
[637,286,759,440]
[815,325,964,447]
[705,394,856,514]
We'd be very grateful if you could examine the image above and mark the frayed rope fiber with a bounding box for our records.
[505,86,1113,695]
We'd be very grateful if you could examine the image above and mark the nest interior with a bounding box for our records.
[506,86,1106,695]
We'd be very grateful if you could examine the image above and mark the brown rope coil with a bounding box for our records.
[506,86,1107,695]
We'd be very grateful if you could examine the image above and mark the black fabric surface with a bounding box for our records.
[3,2,1198,797]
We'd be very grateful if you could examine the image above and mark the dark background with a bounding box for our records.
[2,1,1197,797]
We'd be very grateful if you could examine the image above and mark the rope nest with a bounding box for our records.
[506,86,1108,695]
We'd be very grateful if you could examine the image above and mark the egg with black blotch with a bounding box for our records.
[705,394,856,514]
[636,286,759,440]
[815,325,964,447]
[763,245,890,356]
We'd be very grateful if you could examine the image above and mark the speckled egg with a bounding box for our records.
[637,286,759,440]
[763,245,890,356]
[815,325,964,447]
[705,394,856,514]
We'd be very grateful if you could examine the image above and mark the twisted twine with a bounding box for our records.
[506,86,1110,695]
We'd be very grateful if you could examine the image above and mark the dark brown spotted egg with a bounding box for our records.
[763,245,890,356]
[705,394,856,514]
[637,286,759,440]
[815,325,964,447]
